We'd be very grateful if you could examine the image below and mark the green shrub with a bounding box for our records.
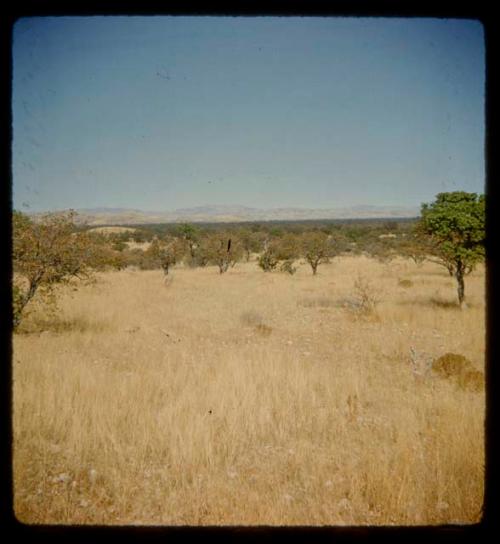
[280,259,297,275]
[258,250,279,272]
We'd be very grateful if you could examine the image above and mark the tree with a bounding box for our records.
[12,210,107,329]
[204,233,242,274]
[418,192,485,307]
[145,236,184,275]
[299,231,333,275]
[258,246,280,272]
[237,228,263,261]
[177,223,199,261]
[257,234,296,272]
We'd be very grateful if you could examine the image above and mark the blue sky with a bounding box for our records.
[12,16,485,212]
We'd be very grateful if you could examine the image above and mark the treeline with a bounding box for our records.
[12,192,485,329]
[86,218,419,270]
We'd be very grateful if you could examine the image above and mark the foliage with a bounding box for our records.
[177,223,199,260]
[237,228,265,261]
[397,232,431,266]
[258,248,280,272]
[111,238,128,252]
[418,192,485,306]
[299,231,336,275]
[204,233,242,273]
[12,210,108,329]
[143,237,184,274]
[279,259,297,275]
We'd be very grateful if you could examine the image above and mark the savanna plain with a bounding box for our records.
[13,255,485,525]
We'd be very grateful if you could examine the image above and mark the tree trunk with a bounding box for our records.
[455,261,465,308]
[13,278,39,329]
[189,242,196,259]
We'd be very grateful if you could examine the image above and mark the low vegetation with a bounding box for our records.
[12,259,485,525]
[11,192,486,525]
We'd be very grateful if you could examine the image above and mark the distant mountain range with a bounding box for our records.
[32,204,420,225]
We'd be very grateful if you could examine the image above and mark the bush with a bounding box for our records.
[432,353,472,379]
[431,352,484,392]
[351,275,380,315]
[258,250,279,272]
[280,259,297,275]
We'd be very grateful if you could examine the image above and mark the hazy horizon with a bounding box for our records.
[13,16,485,213]
[28,202,422,214]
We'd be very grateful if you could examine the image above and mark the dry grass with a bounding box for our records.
[12,256,485,525]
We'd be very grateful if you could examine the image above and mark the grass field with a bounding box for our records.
[12,255,485,525]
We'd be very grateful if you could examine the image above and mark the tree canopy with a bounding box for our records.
[12,210,110,329]
[418,192,485,306]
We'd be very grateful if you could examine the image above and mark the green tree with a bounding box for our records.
[299,231,333,275]
[12,210,107,329]
[237,228,263,261]
[418,192,485,307]
[177,223,199,261]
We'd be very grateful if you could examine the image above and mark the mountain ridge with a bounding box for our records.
[30,204,420,225]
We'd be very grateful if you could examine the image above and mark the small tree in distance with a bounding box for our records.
[205,233,242,273]
[418,192,485,308]
[300,231,334,275]
[177,223,199,261]
[146,236,184,275]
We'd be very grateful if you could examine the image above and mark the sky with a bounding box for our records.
[12,16,485,212]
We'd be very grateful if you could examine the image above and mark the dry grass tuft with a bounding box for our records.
[17,314,108,335]
[429,298,460,310]
[255,323,273,336]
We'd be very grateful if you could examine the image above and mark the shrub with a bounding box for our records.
[258,250,279,272]
[398,278,414,288]
[431,352,484,392]
[431,353,472,379]
[351,275,380,315]
[280,259,297,275]
[456,370,485,392]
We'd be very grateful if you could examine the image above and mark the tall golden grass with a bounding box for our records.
[13,255,485,525]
